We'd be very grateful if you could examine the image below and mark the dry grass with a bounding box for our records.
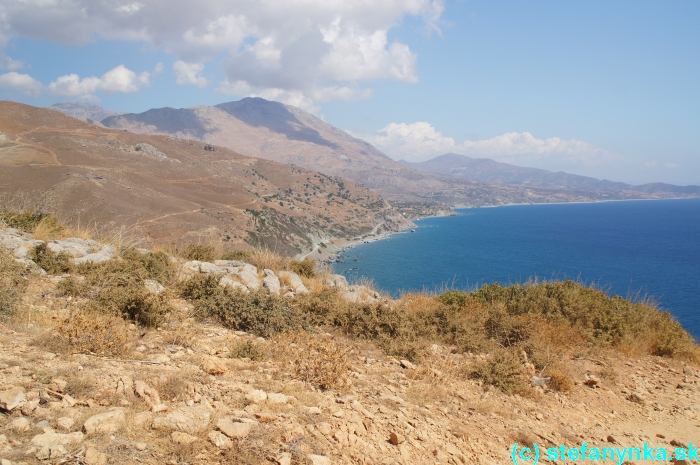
[0,247,29,317]
[230,339,268,361]
[272,332,350,390]
[248,246,289,272]
[288,257,317,278]
[54,309,136,357]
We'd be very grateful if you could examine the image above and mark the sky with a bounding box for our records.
[0,1,698,185]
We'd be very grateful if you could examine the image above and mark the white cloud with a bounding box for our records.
[0,0,444,104]
[1,56,25,70]
[173,61,208,88]
[0,65,150,101]
[359,121,620,167]
[0,71,42,96]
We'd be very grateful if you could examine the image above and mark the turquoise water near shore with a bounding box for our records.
[331,199,700,338]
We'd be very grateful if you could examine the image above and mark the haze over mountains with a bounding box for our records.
[52,100,700,207]
[402,153,700,195]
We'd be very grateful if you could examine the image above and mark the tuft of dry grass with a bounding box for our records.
[230,339,268,361]
[272,332,350,390]
[288,257,317,278]
[248,246,289,272]
[0,247,29,317]
[54,309,136,357]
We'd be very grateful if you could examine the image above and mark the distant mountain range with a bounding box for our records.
[48,100,700,207]
[401,153,700,196]
[48,102,123,124]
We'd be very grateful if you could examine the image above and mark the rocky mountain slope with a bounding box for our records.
[402,153,700,195]
[0,226,698,465]
[93,98,700,207]
[0,101,409,256]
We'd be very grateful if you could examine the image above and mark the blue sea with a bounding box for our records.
[332,198,700,339]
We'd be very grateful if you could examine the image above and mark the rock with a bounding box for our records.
[656,433,666,439]
[209,430,233,449]
[135,442,148,451]
[584,375,600,387]
[56,417,74,431]
[262,271,281,295]
[49,378,68,393]
[144,279,165,294]
[316,423,332,435]
[245,389,267,403]
[277,271,308,294]
[171,431,199,445]
[607,435,618,444]
[267,393,288,404]
[627,391,646,405]
[134,380,161,406]
[683,364,694,376]
[325,274,348,290]
[235,264,260,290]
[151,403,168,413]
[7,417,31,432]
[309,455,332,465]
[151,405,211,434]
[84,447,108,465]
[36,444,68,460]
[201,356,228,375]
[389,432,405,445]
[218,418,253,439]
[30,431,84,447]
[255,412,277,422]
[0,387,27,411]
[83,408,126,434]
[308,407,322,415]
[214,260,246,268]
[21,400,39,415]
[531,376,551,387]
[219,275,249,292]
[273,452,292,465]
[400,359,416,370]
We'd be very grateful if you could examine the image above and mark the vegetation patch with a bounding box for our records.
[288,257,317,278]
[31,242,72,274]
[0,248,28,317]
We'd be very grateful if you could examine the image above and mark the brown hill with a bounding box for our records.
[99,98,697,208]
[0,101,409,255]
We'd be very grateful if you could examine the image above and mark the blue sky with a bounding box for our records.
[1,0,698,185]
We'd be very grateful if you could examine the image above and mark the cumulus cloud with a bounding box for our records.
[359,121,619,167]
[0,65,151,101]
[0,0,444,104]
[0,71,42,96]
[173,61,208,88]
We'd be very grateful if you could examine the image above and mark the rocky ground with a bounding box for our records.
[1,231,699,465]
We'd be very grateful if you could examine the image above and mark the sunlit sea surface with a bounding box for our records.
[331,199,700,338]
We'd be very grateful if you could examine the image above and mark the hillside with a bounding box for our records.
[0,225,698,465]
[0,101,409,256]
[402,153,700,195]
[94,98,699,207]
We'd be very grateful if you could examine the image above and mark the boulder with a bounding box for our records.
[262,270,280,295]
[236,264,260,290]
[277,271,308,294]
[151,405,211,434]
[219,275,249,292]
[217,418,253,439]
[83,408,126,434]
[209,430,233,449]
[309,455,331,465]
[7,417,31,432]
[144,279,165,294]
[36,444,68,460]
[0,388,26,411]
[245,389,267,404]
[201,356,228,375]
[325,274,348,290]
[30,431,84,447]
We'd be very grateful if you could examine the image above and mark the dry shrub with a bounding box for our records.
[544,363,574,392]
[31,215,66,240]
[30,242,72,274]
[472,349,529,395]
[180,243,217,262]
[55,309,135,357]
[288,257,316,278]
[230,339,268,361]
[221,250,253,261]
[1,210,56,233]
[248,246,289,272]
[152,373,191,401]
[0,247,28,317]
[273,332,350,390]
[404,383,450,406]
[180,275,307,337]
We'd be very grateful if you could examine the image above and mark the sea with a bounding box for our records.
[331,198,700,339]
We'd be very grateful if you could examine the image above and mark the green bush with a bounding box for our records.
[437,290,468,307]
[289,257,317,278]
[30,242,72,274]
[221,250,253,261]
[180,274,307,338]
[120,249,176,285]
[1,211,45,232]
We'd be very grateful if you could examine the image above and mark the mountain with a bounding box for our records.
[48,102,124,124]
[403,153,700,196]
[0,101,409,255]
